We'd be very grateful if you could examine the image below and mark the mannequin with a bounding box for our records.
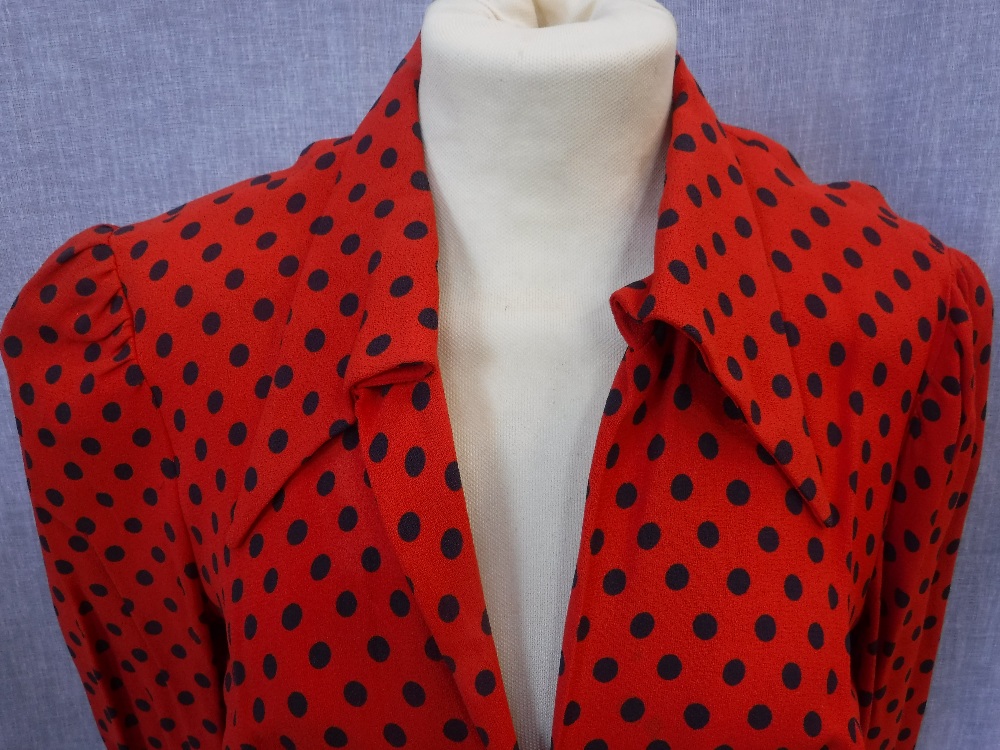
[418,1,678,747]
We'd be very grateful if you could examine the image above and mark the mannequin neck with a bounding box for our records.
[417,0,678,305]
[413,5,680,747]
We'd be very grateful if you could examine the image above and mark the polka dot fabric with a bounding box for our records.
[1,30,994,750]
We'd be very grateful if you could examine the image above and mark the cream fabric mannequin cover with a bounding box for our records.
[418,2,678,747]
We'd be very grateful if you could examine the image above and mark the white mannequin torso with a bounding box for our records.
[418,1,678,748]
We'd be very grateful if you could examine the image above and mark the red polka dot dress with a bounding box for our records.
[1,31,994,750]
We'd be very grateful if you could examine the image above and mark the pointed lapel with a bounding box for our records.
[608,59,838,531]
[225,26,839,750]
[223,31,522,749]
[225,39,443,553]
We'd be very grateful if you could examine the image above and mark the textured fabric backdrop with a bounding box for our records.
[1,2,997,748]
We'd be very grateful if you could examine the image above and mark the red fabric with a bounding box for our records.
[1,31,994,750]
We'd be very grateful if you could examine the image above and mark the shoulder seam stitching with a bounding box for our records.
[101,225,184,503]
[885,247,959,537]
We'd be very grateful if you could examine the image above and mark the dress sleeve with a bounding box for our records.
[852,245,994,748]
[0,224,227,749]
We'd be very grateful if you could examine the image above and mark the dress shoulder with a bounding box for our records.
[850,241,993,748]
[2,223,135,391]
[0,222,226,748]
[946,244,994,363]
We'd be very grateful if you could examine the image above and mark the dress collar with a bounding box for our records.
[226,31,836,551]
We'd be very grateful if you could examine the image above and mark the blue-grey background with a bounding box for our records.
[1,2,998,748]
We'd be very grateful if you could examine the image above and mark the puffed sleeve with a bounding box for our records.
[852,245,994,748]
[0,224,227,749]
